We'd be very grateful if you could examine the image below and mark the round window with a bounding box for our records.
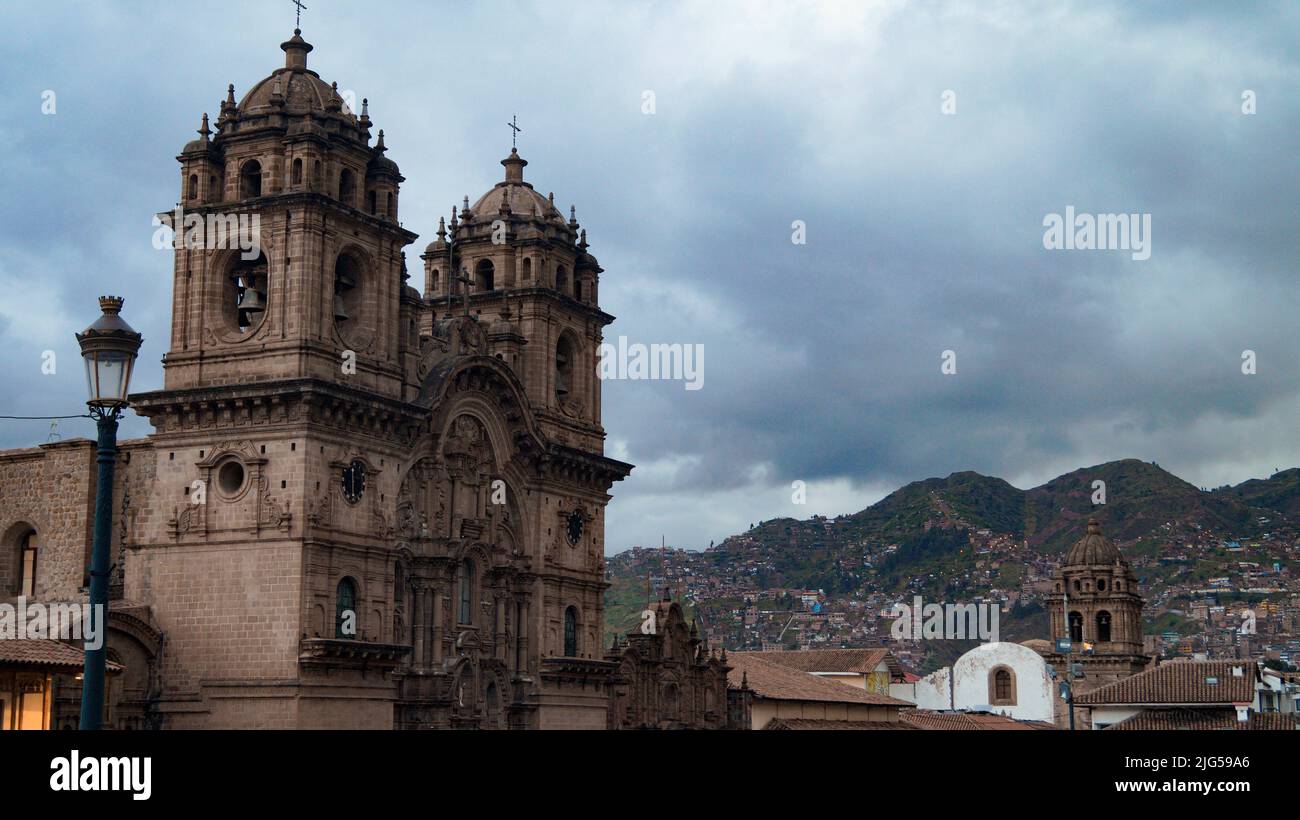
[217,460,246,496]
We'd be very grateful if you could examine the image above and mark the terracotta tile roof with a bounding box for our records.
[0,639,123,673]
[735,648,903,677]
[1075,661,1257,706]
[727,654,910,706]
[1104,708,1238,731]
[1104,708,1300,731]
[1244,713,1300,730]
[900,710,1055,731]
[765,718,921,730]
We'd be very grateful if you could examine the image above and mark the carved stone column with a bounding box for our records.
[412,582,425,670]
[432,587,444,665]
[494,595,507,662]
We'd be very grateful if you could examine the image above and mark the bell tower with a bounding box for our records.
[420,147,610,454]
[1046,519,1152,705]
[130,30,425,729]
[164,29,419,400]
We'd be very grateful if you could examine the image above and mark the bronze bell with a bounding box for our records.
[239,285,265,314]
[333,293,349,321]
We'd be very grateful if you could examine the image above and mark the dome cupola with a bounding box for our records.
[1064,519,1123,566]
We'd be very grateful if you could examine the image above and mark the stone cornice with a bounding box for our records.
[131,378,429,442]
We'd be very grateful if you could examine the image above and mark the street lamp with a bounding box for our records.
[75,295,143,730]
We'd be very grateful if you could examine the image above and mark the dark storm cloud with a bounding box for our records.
[0,1,1295,552]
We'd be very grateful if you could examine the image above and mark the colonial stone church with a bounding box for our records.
[0,29,736,730]
[1041,518,1154,725]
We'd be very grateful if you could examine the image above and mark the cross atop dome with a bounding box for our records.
[507,114,522,150]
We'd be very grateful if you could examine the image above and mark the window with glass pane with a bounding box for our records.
[19,686,44,730]
[564,607,577,656]
[19,532,36,598]
[995,669,1011,700]
[336,577,357,639]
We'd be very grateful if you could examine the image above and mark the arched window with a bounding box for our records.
[522,257,532,283]
[227,253,268,333]
[1068,611,1083,643]
[663,682,680,720]
[1072,579,1081,592]
[291,158,302,186]
[239,159,262,198]
[367,190,377,215]
[458,560,474,624]
[555,265,568,295]
[386,192,393,217]
[1097,578,1106,591]
[476,259,495,292]
[555,335,574,400]
[334,253,362,327]
[188,174,198,200]
[339,168,355,205]
[575,280,583,302]
[312,160,322,191]
[564,606,578,656]
[335,577,358,639]
[19,530,37,598]
[990,667,1016,705]
[1096,610,1112,643]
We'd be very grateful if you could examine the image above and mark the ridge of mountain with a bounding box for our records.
[609,458,1297,590]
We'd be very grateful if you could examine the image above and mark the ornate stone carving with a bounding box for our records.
[257,474,292,532]
[307,486,332,527]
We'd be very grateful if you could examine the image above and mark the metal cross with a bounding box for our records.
[507,114,521,149]
[291,0,307,28]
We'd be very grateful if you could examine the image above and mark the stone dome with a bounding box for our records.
[469,149,564,221]
[1064,519,1122,565]
[367,131,401,178]
[236,31,346,118]
[1019,639,1053,657]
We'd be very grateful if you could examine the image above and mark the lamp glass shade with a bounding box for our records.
[82,349,135,407]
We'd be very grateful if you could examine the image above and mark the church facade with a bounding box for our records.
[0,30,648,729]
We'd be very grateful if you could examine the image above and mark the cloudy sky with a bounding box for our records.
[0,1,1296,554]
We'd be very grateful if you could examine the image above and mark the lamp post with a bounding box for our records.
[75,296,143,730]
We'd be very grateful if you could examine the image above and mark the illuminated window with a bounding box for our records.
[19,531,37,598]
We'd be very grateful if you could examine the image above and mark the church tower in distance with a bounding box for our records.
[129,29,632,729]
[1045,520,1152,709]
